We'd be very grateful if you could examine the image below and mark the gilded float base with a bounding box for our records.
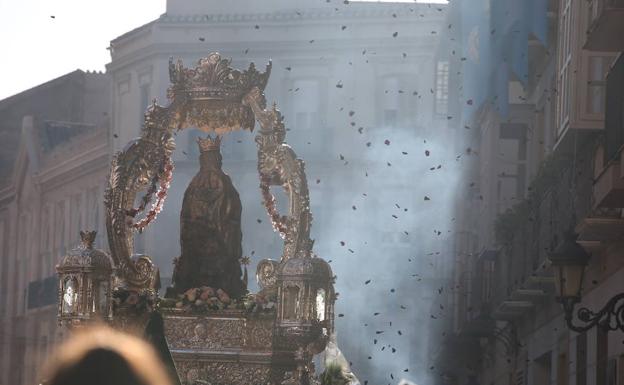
[162,309,294,385]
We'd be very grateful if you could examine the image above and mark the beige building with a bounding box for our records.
[0,70,110,385]
[439,1,624,385]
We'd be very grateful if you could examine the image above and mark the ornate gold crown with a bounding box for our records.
[167,52,272,133]
[197,135,222,152]
[168,52,271,104]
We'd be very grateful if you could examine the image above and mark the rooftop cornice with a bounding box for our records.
[107,35,439,73]
[159,6,445,24]
[109,6,444,60]
[110,19,157,46]
[0,70,95,109]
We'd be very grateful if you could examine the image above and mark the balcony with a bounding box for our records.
[584,0,624,51]
[592,158,624,208]
[454,250,497,337]
[489,146,596,320]
[555,0,617,149]
[492,301,534,320]
[576,208,624,247]
[590,55,624,212]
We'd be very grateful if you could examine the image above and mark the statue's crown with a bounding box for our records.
[197,135,222,152]
[168,52,272,103]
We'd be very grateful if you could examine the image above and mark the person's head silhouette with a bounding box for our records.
[44,326,171,385]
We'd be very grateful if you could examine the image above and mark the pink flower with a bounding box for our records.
[217,289,231,304]
[200,287,215,300]
[185,288,198,302]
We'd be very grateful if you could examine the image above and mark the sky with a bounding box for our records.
[0,0,166,100]
[0,0,447,100]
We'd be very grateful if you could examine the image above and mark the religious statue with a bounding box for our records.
[172,135,246,298]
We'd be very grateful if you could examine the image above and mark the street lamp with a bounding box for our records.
[549,231,624,333]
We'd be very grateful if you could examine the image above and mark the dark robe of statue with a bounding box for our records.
[172,136,246,298]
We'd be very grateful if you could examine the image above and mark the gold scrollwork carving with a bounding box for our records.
[163,317,246,350]
[175,360,271,385]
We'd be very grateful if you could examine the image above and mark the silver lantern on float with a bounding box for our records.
[56,231,113,327]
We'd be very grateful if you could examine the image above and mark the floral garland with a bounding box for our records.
[259,174,288,236]
[159,287,277,314]
[129,156,174,232]
[126,176,158,219]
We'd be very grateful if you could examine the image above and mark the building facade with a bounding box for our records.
[0,70,110,385]
[438,1,624,385]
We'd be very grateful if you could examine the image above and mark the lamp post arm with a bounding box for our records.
[562,293,624,333]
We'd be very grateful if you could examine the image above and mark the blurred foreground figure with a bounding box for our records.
[44,326,172,385]
[321,333,360,385]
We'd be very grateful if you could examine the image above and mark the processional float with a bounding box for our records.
[56,53,340,385]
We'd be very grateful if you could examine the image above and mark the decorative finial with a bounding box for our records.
[79,230,97,249]
[197,135,222,152]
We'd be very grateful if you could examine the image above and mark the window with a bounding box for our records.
[481,259,494,303]
[533,352,552,385]
[597,327,608,385]
[378,75,416,128]
[576,332,587,385]
[586,55,611,115]
[0,220,5,318]
[587,0,599,29]
[40,205,50,251]
[117,73,130,95]
[384,109,398,127]
[435,61,449,117]
[382,77,400,127]
[498,123,528,212]
[605,54,624,163]
[606,358,616,385]
[292,79,320,130]
[55,201,66,256]
[87,187,100,235]
[557,0,573,133]
[557,352,568,385]
[139,84,151,126]
[70,193,82,246]
[516,369,526,385]
[39,205,52,276]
